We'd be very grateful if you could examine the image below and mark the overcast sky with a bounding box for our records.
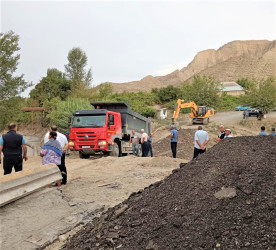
[1,0,276,96]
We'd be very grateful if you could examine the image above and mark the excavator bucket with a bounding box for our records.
[170,118,177,126]
[170,118,180,130]
[0,164,62,207]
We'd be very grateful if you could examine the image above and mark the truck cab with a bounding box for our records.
[69,102,151,158]
[69,109,122,158]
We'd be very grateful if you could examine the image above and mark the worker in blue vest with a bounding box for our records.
[0,123,28,175]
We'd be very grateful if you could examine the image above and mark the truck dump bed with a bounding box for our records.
[90,102,151,135]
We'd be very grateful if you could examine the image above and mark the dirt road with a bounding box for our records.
[0,156,186,250]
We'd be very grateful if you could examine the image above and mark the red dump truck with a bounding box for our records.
[68,102,151,158]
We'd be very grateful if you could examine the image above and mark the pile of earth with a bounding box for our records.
[153,129,196,160]
[63,136,276,250]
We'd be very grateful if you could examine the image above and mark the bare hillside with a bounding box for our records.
[102,40,276,93]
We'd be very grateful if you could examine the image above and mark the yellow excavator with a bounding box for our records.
[172,99,215,125]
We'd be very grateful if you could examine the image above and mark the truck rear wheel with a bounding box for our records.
[79,151,90,159]
[109,142,120,157]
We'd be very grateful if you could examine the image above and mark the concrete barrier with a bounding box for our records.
[0,164,62,207]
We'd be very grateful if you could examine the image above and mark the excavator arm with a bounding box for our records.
[172,99,199,123]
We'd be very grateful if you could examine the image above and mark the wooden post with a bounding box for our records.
[32,111,34,131]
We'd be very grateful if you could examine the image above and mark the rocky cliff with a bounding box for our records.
[102,40,276,93]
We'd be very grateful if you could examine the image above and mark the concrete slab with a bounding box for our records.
[0,164,62,207]
[0,188,104,250]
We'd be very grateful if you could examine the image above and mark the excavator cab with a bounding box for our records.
[198,106,207,117]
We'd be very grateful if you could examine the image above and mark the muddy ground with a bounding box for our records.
[64,136,276,250]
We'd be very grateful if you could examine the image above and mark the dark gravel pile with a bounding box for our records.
[63,136,276,250]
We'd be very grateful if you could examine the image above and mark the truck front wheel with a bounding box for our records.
[109,143,120,157]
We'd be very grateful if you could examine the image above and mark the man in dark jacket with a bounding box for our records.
[216,125,225,142]
[0,123,28,175]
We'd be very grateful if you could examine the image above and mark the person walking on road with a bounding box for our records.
[216,125,225,142]
[259,126,268,136]
[224,129,233,138]
[243,110,246,119]
[170,126,178,158]
[148,133,153,157]
[270,128,276,135]
[44,125,68,185]
[141,129,149,157]
[193,126,209,159]
[129,130,139,156]
[0,123,28,175]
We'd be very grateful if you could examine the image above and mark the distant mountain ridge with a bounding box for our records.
[101,40,276,93]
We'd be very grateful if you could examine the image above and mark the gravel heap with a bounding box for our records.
[63,136,276,250]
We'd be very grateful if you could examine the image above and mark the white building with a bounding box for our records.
[219,82,245,96]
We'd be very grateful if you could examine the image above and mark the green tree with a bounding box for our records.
[155,85,182,103]
[242,76,276,113]
[217,92,241,111]
[99,82,113,98]
[237,78,256,91]
[0,31,31,100]
[44,97,91,133]
[0,97,32,130]
[30,68,71,105]
[64,47,92,91]
[180,76,220,107]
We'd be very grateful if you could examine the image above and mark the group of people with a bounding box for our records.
[129,129,153,157]
[0,123,68,187]
[170,123,275,160]
[0,122,274,181]
[259,126,276,136]
[215,125,233,141]
[42,125,69,186]
[170,124,234,159]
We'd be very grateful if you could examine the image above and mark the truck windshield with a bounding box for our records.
[72,115,106,128]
